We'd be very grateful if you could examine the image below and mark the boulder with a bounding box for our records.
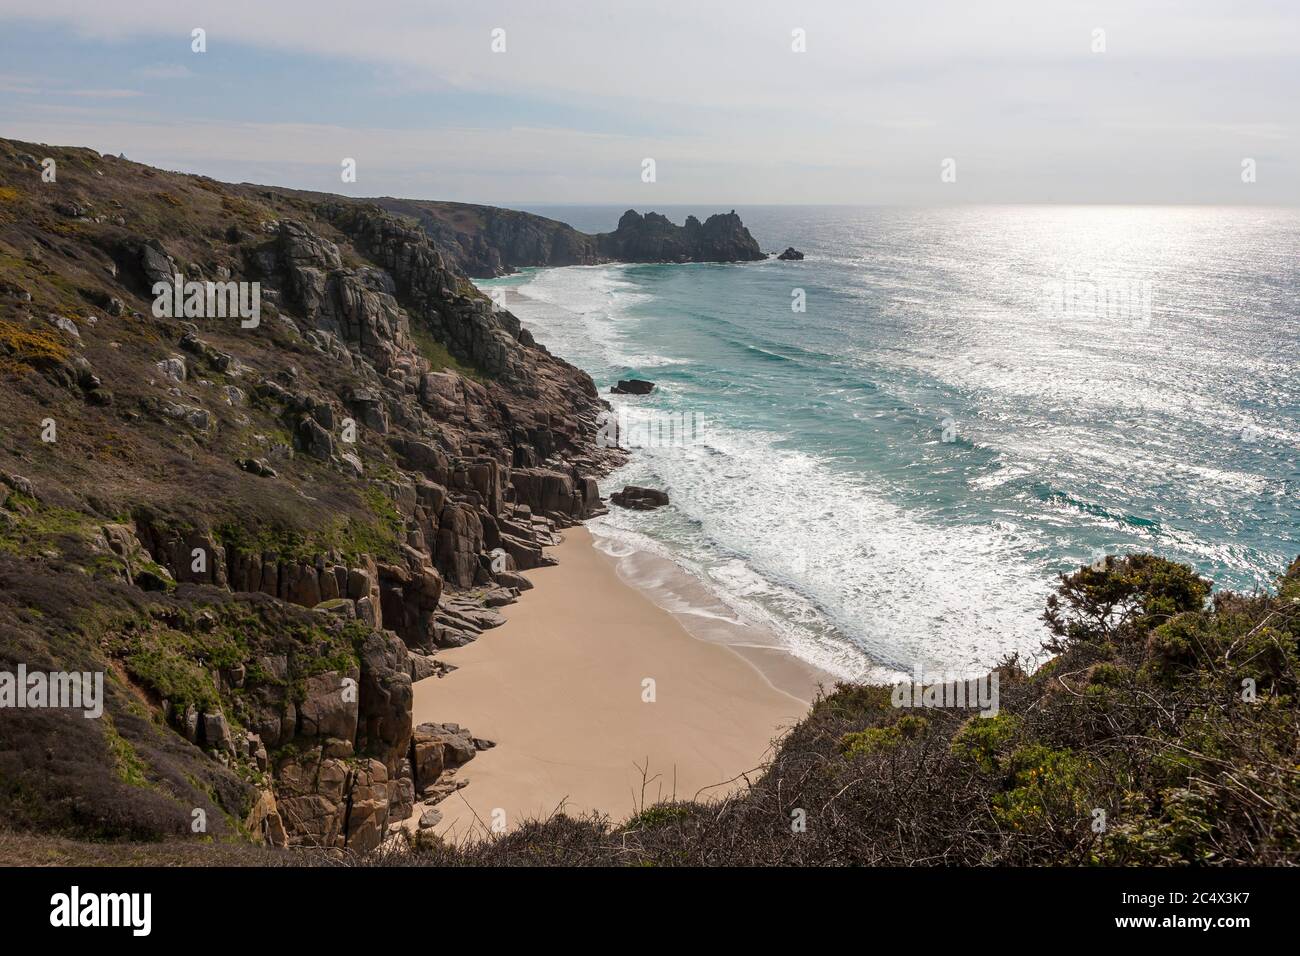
[245,790,288,848]
[418,807,443,830]
[610,485,670,510]
[276,750,350,848]
[140,239,177,286]
[611,378,655,395]
[409,721,479,794]
[388,771,415,823]
[156,356,187,382]
[237,457,278,478]
[408,654,442,682]
[494,569,534,591]
[297,416,334,461]
[435,501,483,588]
[201,710,235,753]
[482,586,518,608]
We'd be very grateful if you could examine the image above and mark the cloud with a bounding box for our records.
[0,0,1296,202]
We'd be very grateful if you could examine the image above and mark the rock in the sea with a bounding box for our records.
[610,485,670,510]
[777,247,804,260]
[596,209,765,264]
[611,378,655,395]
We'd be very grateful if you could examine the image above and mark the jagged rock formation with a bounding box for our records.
[777,247,804,261]
[372,198,766,276]
[596,209,764,264]
[0,137,624,851]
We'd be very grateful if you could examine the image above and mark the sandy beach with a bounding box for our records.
[411,525,826,840]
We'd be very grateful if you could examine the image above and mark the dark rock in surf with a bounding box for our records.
[777,247,804,261]
[610,485,670,510]
[611,379,655,395]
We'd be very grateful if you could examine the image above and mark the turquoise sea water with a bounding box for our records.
[480,206,1300,682]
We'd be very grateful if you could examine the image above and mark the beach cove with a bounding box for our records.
[411,525,825,838]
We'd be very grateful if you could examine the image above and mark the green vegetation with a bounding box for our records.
[949,713,1020,772]
[992,744,1097,836]
[338,485,405,562]
[106,599,367,720]
[0,492,95,558]
[840,714,929,758]
[102,715,151,789]
[626,805,693,830]
[113,620,227,712]
[409,321,489,383]
[213,483,404,566]
[0,318,69,377]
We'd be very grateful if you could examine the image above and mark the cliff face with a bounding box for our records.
[373,199,600,277]
[373,199,765,276]
[0,138,622,851]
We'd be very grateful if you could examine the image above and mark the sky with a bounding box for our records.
[0,0,1297,205]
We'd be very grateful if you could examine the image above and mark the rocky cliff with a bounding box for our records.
[373,199,765,276]
[595,209,765,264]
[373,199,600,277]
[0,138,622,851]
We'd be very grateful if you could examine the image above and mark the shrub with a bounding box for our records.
[840,714,929,758]
[993,744,1097,835]
[1042,554,1212,651]
[950,713,1020,772]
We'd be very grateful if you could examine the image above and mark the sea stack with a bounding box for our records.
[595,210,765,264]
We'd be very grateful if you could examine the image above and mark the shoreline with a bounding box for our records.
[585,521,836,703]
[411,525,826,840]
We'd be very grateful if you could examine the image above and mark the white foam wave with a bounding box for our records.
[604,425,1052,679]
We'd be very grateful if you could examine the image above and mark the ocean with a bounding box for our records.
[478,205,1300,684]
